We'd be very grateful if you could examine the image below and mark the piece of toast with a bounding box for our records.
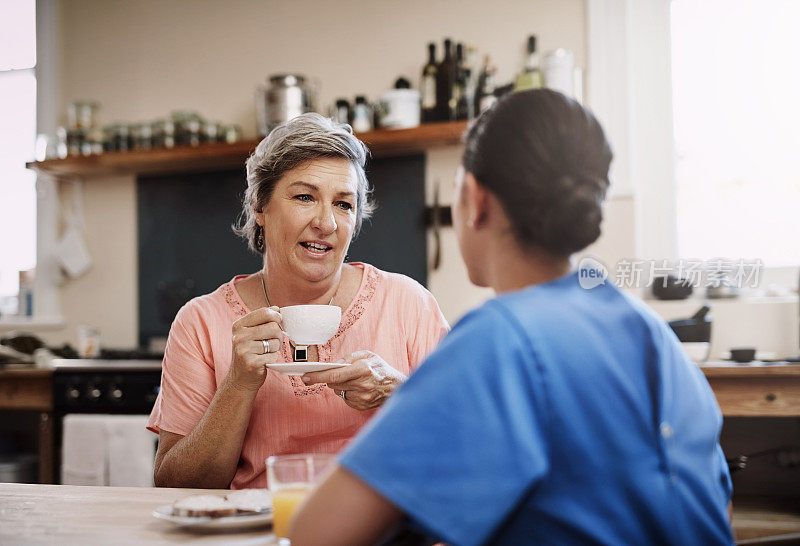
[225,489,272,513]
[172,494,237,518]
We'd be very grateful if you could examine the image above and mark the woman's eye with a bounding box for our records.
[294,194,313,202]
[336,201,354,211]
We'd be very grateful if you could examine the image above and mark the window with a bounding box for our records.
[671,0,800,266]
[0,0,37,316]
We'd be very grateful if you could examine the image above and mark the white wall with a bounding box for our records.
[56,0,587,137]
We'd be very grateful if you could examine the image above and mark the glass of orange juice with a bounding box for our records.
[267,454,334,539]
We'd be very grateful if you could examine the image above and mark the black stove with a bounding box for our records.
[52,359,162,413]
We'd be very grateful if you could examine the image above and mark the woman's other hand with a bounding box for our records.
[228,306,283,392]
[302,351,407,411]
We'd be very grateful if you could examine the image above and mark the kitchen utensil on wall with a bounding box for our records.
[257,74,317,136]
[431,178,442,271]
[54,181,92,279]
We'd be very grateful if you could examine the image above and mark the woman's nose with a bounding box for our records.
[311,204,337,233]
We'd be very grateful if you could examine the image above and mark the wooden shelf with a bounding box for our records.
[700,364,800,377]
[26,120,470,178]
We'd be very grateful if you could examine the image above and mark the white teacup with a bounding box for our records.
[280,305,341,346]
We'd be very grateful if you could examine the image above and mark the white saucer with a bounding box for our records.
[152,505,272,530]
[265,362,350,375]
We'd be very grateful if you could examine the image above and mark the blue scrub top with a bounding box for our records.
[340,271,733,545]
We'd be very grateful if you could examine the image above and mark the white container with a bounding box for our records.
[77,325,101,358]
[543,49,575,98]
[378,89,420,129]
[681,342,710,363]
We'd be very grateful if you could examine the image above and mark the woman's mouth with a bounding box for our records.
[300,241,333,255]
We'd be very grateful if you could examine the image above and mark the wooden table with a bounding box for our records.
[700,364,800,417]
[0,483,278,544]
[1,483,798,544]
[0,368,54,483]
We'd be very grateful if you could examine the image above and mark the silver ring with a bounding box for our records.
[261,339,270,354]
[340,390,347,401]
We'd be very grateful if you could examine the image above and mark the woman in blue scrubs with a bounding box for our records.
[290,89,733,546]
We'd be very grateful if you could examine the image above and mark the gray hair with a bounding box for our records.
[234,113,374,254]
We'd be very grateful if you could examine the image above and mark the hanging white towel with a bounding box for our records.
[107,415,156,487]
[61,415,109,486]
[61,414,157,487]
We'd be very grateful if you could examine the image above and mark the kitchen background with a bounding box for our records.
[6,0,795,357]
[6,0,603,346]
[0,0,799,501]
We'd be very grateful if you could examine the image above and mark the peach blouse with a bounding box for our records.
[146,263,449,489]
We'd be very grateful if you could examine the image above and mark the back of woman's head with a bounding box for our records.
[462,89,613,257]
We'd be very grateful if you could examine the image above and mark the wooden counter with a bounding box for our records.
[700,364,800,417]
[0,483,278,545]
[733,496,800,542]
[0,368,53,411]
[0,367,54,484]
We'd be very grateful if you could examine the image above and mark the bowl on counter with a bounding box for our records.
[681,342,710,363]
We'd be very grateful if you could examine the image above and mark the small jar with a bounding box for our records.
[56,126,69,158]
[351,95,372,132]
[65,128,85,156]
[152,119,176,149]
[132,122,153,150]
[87,126,105,155]
[68,100,100,130]
[112,123,132,152]
[333,98,350,124]
[222,124,242,144]
[202,121,219,143]
[172,111,203,146]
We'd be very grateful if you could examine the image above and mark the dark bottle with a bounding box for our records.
[455,43,469,120]
[421,42,439,123]
[475,55,498,114]
[436,38,458,121]
[514,34,543,91]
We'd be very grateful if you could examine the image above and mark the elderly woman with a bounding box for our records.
[147,113,448,490]
[291,90,733,545]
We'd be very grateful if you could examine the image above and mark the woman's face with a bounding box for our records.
[257,157,359,284]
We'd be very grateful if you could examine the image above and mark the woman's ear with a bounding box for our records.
[463,172,489,229]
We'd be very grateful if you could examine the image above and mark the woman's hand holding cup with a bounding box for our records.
[228,306,283,392]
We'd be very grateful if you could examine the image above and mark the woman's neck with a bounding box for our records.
[485,234,572,294]
[261,263,343,307]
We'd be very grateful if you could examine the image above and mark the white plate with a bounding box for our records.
[152,504,272,530]
[265,362,350,375]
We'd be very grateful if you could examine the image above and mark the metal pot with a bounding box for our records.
[256,74,316,136]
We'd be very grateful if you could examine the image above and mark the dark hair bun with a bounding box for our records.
[462,89,612,257]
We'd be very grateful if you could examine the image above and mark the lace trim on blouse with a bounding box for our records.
[223,282,249,319]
